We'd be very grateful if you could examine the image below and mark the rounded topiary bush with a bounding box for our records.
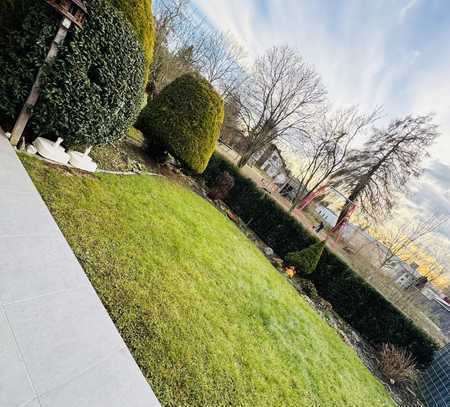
[136,73,224,173]
[109,0,155,83]
[285,241,326,275]
[0,0,145,146]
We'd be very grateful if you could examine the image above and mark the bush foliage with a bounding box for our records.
[137,73,224,173]
[109,0,155,83]
[286,241,326,275]
[0,0,26,39]
[292,278,320,302]
[204,154,317,255]
[208,171,235,200]
[203,153,438,368]
[376,343,416,384]
[311,249,439,368]
[0,0,145,146]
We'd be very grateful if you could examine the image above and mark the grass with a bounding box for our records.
[88,136,155,173]
[21,154,396,407]
[127,126,145,144]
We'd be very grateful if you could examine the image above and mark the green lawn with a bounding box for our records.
[22,155,395,407]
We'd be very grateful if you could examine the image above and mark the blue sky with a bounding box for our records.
[192,0,450,264]
[192,0,450,165]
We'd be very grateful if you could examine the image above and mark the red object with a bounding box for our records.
[298,185,328,210]
[330,203,357,241]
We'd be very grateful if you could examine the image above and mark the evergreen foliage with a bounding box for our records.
[0,0,145,146]
[285,241,326,275]
[109,0,155,83]
[136,73,224,173]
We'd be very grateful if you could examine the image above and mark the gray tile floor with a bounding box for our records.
[0,135,160,406]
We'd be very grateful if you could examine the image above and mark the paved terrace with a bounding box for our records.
[0,134,160,406]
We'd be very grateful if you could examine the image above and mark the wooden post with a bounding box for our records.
[10,18,71,147]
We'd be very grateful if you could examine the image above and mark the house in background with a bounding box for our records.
[314,204,339,227]
[251,144,286,174]
[394,262,421,288]
[249,144,292,189]
[278,176,303,201]
[421,285,450,337]
[390,261,422,289]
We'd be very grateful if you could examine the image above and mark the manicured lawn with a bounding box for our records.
[22,155,395,407]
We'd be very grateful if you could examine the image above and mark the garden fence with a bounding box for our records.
[420,344,450,407]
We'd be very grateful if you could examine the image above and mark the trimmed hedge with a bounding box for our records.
[311,250,439,368]
[286,241,326,275]
[136,73,224,173]
[204,154,317,254]
[0,0,145,146]
[109,0,155,83]
[203,153,439,368]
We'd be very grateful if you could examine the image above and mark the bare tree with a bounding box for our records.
[233,46,326,167]
[150,0,190,95]
[195,31,246,97]
[152,1,246,97]
[289,107,381,211]
[332,114,440,223]
[374,215,448,270]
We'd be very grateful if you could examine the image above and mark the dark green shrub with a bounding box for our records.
[203,153,438,368]
[208,171,235,200]
[0,0,27,40]
[285,241,326,275]
[0,0,145,146]
[310,248,439,369]
[203,154,317,255]
[136,73,224,173]
[292,278,319,302]
[109,0,155,83]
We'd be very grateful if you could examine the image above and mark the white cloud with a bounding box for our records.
[399,0,419,23]
[193,0,450,165]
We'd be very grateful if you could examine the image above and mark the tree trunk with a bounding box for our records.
[237,150,253,168]
[336,187,361,225]
[289,188,308,213]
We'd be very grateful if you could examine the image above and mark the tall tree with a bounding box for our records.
[151,1,246,97]
[289,107,380,211]
[195,31,246,97]
[332,114,439,223]
[234,46,326,167]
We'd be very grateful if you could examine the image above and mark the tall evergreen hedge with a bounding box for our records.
[203,154,316,254]
[311,249,439,369]
[109,0,155,83]
[0,0,145,146]
[203,153,439,368]
[136,73,224,173]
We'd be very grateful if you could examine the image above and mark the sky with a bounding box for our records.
[192,0,450,271]
[192,0,450,162]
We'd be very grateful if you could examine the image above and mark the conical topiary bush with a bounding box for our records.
[285,241,326,275]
